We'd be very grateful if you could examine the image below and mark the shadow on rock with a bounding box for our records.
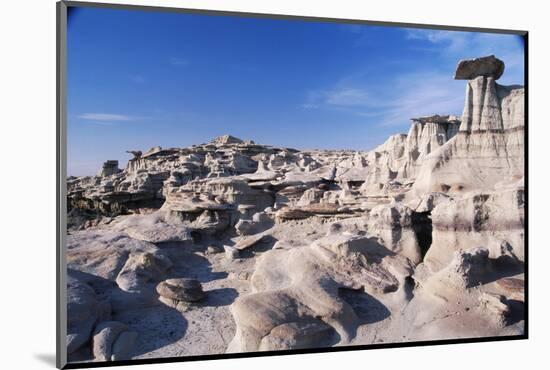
[361,236,395,263]
[506,299,525,326]
[163,247,228,282]
[477,258,524,286]
[338,288,391,325]
[202,287,239,308]
[68,268,117,297]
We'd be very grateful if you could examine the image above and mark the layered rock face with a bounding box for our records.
[356,115,462,198]
[399,115,461,179]
[66,55,524,363]
[413,56,524,193]
[425,188,525,272]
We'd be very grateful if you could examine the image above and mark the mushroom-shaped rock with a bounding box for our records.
[156,278,206,303]
[126,150,142,159]
[454,55,505,80]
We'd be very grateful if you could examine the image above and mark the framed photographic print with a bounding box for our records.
[56,1,527,368]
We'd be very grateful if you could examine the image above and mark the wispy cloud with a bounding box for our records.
[304,27,522,128]
[403,29,524,84]
[372,73,465,126]
[405,29,469,53]
[303,88,380,109]
[78,113,138,122]
[325,88,373,107]
[169,57,189,67]
[303,72,464,126]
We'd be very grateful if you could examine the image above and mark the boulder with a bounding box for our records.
[111,331,138,361]
[156,278,205,302]
[92,321,133,361]
[190,209,231,234]
[67,275,105,354]
[115,252,172,292]
[258,319,336,351]
[479,292,511,327]
[224,245,240,260]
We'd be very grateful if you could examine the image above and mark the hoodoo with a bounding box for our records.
[413,55,524,193]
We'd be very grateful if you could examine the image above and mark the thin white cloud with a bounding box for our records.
[78,113,137,122]
[169,57,189,67]
[375,74,465,126]
[403,29,524,84]
[303,72,465,127]
[325,88,373,107]
[342,27,523,85]
[405,29,469,53]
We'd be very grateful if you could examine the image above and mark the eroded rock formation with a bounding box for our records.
[65,55,524,362]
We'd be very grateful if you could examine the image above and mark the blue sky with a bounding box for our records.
[67,6,525,176]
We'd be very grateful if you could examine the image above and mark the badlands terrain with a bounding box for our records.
[66,55,525,363]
